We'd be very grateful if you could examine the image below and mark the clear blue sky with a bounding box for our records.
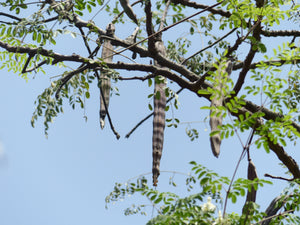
[0,2,299,225]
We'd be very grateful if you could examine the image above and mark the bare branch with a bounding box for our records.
[0,12,22,21]
[171,0,231,17]
[233,19,262,95]
[118,73,155,81]
[24,60,48,73]
[233,58,300,70]
[261,29,300,37]
[100,61,194,90]
[264,173,294,182]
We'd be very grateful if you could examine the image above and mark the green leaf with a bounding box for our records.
[148,79,152,87]
[154,197,162,204]
[155,91,161,100]
[198,89,210,95]
[200,177,209,186]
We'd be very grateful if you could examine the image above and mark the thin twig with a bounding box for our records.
[181,28,237,65]
[159,0,171,32]
[125,88,184,138]
[25,60,48,73]
[98,80,120,139]
[118,73,155,81]
[90,0,111,21]
[252,209,295,225]
[264,173,294,182]
[223,125,256,217]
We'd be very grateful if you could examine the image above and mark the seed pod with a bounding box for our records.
[209,58,233,157]
[99,23,115,129]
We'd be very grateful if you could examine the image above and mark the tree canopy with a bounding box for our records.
[1,0,300,224]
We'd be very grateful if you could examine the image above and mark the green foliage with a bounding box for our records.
[0,0,27,14]
[185,126,199,141]
[31,71,94,137]
[74,0,104,15]
[106,161,281,225]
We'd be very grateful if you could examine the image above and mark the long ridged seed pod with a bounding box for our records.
[152,40,167,186]
[242,159,258,214]
[246,159,258,203]
[209,58,233,157]
[100,23,115,129]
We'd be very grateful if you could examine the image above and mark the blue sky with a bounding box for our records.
[0,1,299,225]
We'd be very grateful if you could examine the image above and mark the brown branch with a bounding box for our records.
[5,45,298,180]
[0,39,198,88]
[171,1,300,38]
[233,58,300,70]
[144,0,156,52]
[100,61,194,90]
[243,99,300,134]
[21,53,34,73]
[42,16,59,23]
[159,0,171,32]
[2,40,300,136]
[233,19,262,95]
[261,29,300,37]
[267,141,300,179]
[264,173,294,181]
[92,34,200,82]
[77,26,92,55]
[0,12,22,21]
[232,0,264,94]
[24,60,48,73]
[0,40,91,64]
[118,73,155,81]
[228,19,261,56]
[171,0,231,18]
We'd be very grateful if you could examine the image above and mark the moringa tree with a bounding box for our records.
[0,0,300,223]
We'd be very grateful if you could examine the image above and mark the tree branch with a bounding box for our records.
[233,19,262,95]
[99,61,194,90]
[0,12,22,21]
[170,0,231,18]
[261,29,300,37]
[264,173,294,181]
